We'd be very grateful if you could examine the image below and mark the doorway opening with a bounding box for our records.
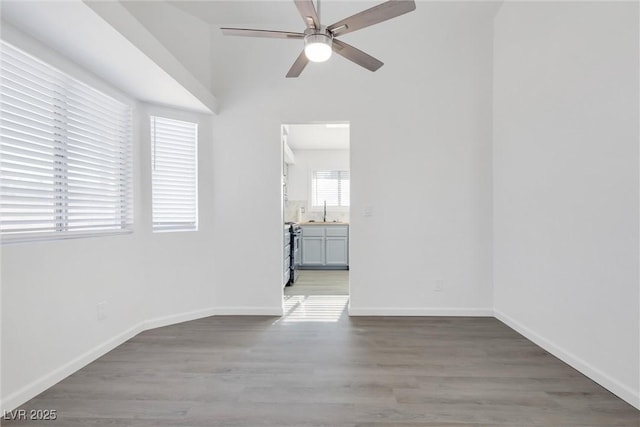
[280,122,350,322]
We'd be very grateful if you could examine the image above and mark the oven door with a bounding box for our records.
[291,232,301,282]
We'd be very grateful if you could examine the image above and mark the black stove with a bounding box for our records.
[285,223,301,285]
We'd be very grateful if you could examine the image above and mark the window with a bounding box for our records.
[0,41,133,241]
[150,116,198,232]
[311,170,350,207]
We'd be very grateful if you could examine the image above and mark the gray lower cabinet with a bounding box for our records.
[301,237,324,266]
[300,225,348,269]
[325,237,348,266]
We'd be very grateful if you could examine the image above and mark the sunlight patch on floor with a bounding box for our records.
[276,295,349,323]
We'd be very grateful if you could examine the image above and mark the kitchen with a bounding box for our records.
[282,123,350,301]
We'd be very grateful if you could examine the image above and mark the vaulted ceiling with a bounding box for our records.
[168,0,385,27]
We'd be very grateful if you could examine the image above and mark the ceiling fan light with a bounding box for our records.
[304,34,332,62]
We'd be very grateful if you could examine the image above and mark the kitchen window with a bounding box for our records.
[150,116,198,232]
[0,41,133,241]
[311,170,350,207]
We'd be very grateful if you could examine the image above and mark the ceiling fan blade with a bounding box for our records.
[327,0,416,37]
[294,0,320,29]
[286,50,309,78]
[221,28,304,39]
[332,39,383,72]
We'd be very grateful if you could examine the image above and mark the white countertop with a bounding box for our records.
[298,222,349,226]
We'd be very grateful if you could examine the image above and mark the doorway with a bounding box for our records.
[281,122,350,321]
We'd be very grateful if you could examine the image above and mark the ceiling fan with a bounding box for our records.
[221,0,416,78]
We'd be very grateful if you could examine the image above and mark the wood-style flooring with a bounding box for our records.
[4,270,639,426]
[285,270,349,295]
[282,270,349,324]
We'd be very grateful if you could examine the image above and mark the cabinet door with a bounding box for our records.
[301,237,324,265]
[325,237,348,266]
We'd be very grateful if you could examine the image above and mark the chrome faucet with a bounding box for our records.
[323,200,327,222]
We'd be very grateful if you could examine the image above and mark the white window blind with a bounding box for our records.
[312,170,350,207]
[0,41,133,241]
[150,116,198,232]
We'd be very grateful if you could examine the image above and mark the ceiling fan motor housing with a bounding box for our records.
[303,26,333,62]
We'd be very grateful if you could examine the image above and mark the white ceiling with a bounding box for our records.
[168,0,382,27]
[0,0,503,112]
[1,0,214,113]
[286,124,350,150]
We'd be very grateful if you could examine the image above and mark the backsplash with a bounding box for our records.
[285,200,350,223]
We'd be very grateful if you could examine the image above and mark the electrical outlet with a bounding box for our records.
[97,301,108,320]
[434,279,444,292]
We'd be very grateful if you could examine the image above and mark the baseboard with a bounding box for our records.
[1,304,285,411]
[213,306,284,316]
[494,309,640,410]
[1,306,224,412]
[143,307,218,330]
[0,321,145,413]
[5,306,637,413]
[348,307,494,316]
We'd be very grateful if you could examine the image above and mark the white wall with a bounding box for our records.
[209,2,496,314]
[288,150,350,201]
[493,2,640,408]
[286,149,350,222]
[0,29,217,410]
